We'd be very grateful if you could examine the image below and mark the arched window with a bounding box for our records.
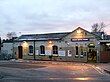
[52,45,58,54]
[40,45,45,54]
[29,45,33,53]
[75,46,78,55]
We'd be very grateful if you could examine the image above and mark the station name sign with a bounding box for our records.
[71,38,89,42]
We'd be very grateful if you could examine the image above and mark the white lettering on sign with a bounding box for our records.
[71,38,89,42]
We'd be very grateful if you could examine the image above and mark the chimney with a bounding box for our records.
[101,33,104,39]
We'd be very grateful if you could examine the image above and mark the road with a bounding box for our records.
[0,61,110,82]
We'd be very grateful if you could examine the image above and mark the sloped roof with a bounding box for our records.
[17,34,37,40]
[62,27,102,40]
[92,32,104,36]
[17,32,71,41]
[16,27,107,41]
[107,35,110,39]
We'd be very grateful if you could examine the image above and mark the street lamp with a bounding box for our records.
[49,41,52,44]
[22,41,28,48]
[22,41,29,56]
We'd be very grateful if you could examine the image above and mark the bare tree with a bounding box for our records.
[91,22,105,32]
[6,32,17,39]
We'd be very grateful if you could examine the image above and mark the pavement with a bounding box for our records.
[1,59,110,72]
[14,59,110,72]
[95,63,110,74]
[1,59,110,74]
[0,60,110,82]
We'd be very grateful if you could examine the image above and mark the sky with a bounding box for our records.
[0,0,110,39]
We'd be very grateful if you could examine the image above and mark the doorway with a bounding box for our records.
[87,43,97,62]
[18,46,23,59]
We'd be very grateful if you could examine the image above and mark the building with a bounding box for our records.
[1,27,110,62]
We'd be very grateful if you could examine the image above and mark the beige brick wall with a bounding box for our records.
[13,28,98,62]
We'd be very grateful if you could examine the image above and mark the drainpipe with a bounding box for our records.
[33,40,36,60]
[97,41,100,63]
[0,37,1,55]
[12,39,14,59]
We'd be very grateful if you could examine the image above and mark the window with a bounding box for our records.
[75,46,79,58]
[76,46,78,55]
[52,45,58,54]
[80,45,83,55]
[80,45,84,58]
[40,45,45,54]
[29,45,33,53]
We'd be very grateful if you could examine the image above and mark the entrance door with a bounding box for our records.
[18,46,23,59]
[87,43,97,62]
[87,48,97,62]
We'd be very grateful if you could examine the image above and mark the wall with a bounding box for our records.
[13,28,99,62]
[1,43,13,55]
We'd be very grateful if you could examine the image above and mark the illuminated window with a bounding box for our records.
[52,45,58,54]
[40,45,45,54]
[29,45,33,53]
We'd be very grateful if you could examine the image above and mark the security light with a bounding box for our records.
[77,29,81,34]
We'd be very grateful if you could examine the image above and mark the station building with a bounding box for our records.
[1,27,110,62]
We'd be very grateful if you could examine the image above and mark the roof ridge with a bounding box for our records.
[21,32,71,36]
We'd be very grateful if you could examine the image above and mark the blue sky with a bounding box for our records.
[0,0,110,38]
